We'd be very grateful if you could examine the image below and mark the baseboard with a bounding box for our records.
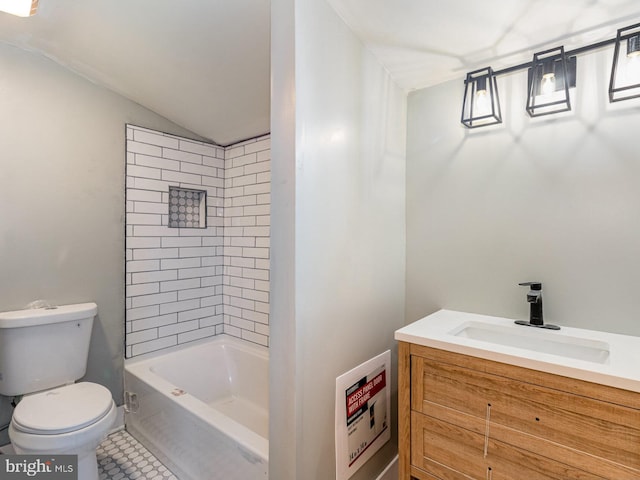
[376,455,398,480]
[0,444,14,455]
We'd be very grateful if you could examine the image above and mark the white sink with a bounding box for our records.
[449,321,610,364]
[395,310,640,393]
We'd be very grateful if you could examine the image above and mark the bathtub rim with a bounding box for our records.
[124,334,269,462]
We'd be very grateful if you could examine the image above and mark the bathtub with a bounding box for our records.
[124,335,268,479]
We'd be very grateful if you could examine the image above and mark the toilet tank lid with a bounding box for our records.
[0,302,97,329]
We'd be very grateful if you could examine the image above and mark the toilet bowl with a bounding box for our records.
[0,302,114,480]
[8,382,116,480]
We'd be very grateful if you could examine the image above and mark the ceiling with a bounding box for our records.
[1,0,640,144]
[0,0,271,146]
[328,0,640,91]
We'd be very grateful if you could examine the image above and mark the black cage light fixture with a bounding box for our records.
[526,46,576,117]
[609,22,640,102]
[460,20,640,128]
[461,67,502,128]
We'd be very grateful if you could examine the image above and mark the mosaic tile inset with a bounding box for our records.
[168,186,206,229]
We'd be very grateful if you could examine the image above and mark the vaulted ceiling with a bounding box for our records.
[0,0,271,146]
[1,0,639,144]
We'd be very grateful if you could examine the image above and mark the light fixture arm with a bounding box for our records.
[461,21,640,128]
[462,36,636,85]
[487,36,626,80]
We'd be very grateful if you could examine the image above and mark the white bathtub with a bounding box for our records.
[124,335,268,479]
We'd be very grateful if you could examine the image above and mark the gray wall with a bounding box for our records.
[0,42,204,437]
[270,0,406,478]
[406,48,640,337]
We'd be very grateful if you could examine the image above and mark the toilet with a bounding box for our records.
[0,303,116,480]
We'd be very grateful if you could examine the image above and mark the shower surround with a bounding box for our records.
[125,125,270,357]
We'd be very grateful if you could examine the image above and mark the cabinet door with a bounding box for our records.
[411,353,640,473]
[412,412,606,480]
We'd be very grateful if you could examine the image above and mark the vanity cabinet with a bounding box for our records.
[399,341,640,480]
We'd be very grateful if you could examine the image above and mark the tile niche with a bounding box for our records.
[168,186,206,229]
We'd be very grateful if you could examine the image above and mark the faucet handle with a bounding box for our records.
[519,281,542,291]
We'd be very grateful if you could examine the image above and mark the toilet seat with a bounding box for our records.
[12,382,113,435]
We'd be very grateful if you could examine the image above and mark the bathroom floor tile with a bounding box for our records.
[97,430,178,480]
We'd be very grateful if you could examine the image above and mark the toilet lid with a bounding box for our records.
[12,382,113,435]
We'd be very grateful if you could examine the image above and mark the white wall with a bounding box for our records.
[0,42,205,440]
[270,0,407,478]
[406,47,640,337]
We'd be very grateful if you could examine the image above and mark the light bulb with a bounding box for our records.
[474,88,490,115]
[541,73,556,96]
[472,75,491,116]
[0,0,38,17]
[627,55,640,80]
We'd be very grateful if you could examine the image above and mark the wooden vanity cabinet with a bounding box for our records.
[398,341,640,480]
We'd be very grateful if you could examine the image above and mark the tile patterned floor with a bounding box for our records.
[97,430,178,480]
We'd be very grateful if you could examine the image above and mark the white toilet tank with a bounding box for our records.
[0,302,97,396]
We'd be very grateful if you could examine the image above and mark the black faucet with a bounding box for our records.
[515,282,560,330]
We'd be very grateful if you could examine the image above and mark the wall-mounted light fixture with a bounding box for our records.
[609,22,640,102]
[461,21,640,128]
[461,67,502,128]
[0,0,38,17]
[526,47,576,117]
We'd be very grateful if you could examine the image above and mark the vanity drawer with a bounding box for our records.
[411,411,607,480]
[408,465,455,480]
[411,349,640,472]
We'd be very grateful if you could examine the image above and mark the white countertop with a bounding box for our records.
[395,309,640,393]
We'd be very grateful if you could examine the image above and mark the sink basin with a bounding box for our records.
[450,321,610,364]
[395,309,640,392]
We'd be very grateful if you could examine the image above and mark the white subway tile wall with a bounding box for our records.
[223,136,271,346]
[125,125,270,357]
